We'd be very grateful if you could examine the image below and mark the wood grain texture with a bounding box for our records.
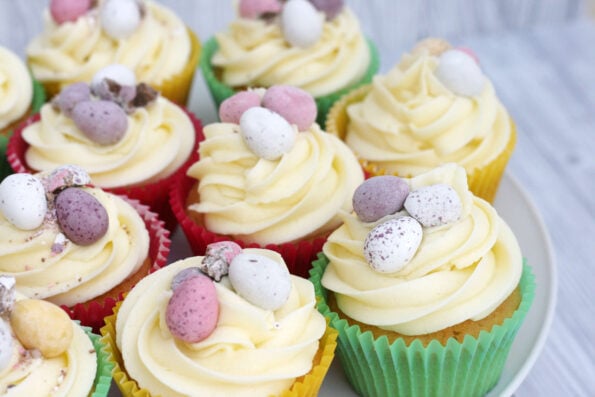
[0,1,593,396]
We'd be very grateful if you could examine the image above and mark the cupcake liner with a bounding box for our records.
[169,171,327,278]
[155,27,201,106]
[200,36,380,127]
[82,323,115,397]
[325,84,517,202]
[63,197,171,333]
[101,299,338,397]
[310,254,535,397]
[7,107,204,232]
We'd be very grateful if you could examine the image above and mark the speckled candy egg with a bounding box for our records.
[170,267,203,291]
[166,272,219,343]
[54,82,91,117]
[71,100,128,145]
[0,174,47,230]
[281,0,324,48]
[91,64,137,92]
[404,183,463,228]
[50,0,93,24]
[0,318,13,372]
[240,107,297,160]
[200,241,243,281]
[435,49,485,97]
[55,187,109,246]
[100,0,142,39]
[239,0,283,18]
[219,91,262,124]
[228,252,291,311]
[43,164,91,193]
[262,85,317,131]
[352,176,410,222]
[364,216,423,273]
[309,0,344,20]
[11,299,73,358]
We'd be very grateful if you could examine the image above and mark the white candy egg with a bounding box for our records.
[364,216,423,273]
[240,107,297,160]
[434,49,485,97]
[281,0,324,48]
[404,184,462,228]
[0,318,13,372]
[91,64,136,92]
[100,0,141,39]
[0,174,47,230]
[228,252,292,311]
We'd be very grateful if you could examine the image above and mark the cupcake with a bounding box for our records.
[8,64,202,230]
[0,166,170,332]
[170,85,364,277]
[326,38,516,202]
[26,0,201,105]
[201,0,379,126]
[309,163,535,397]
[0,276,113,396]
[0,46,46,180]
[101,246,337,397]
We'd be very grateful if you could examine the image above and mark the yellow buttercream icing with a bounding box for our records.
[0,47,32,131]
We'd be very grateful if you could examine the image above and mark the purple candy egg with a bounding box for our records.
[55,188,109,246]
[353,176,410,222]
[55,83,91,117]
[171,267,204,291]
[71,100,128,145]
[309,0,344,20]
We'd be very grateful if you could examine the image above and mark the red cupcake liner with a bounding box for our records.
[62,196,171,333]
[7,108,205,232]
[169,170,327,278]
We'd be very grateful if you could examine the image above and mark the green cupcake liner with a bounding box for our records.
[309,254,535,397]
[81,323,115,397]
[200,36,380,127]
[0,76,46,180]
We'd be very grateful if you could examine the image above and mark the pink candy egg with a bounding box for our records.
[43,165,90,193]
[50,0,92,24]
[352,176,410,222]
[71,100,128,145]
[166,273,219,343]
[55,188,109,246]
[239,0,282,19]
[219,91,262,124]
[262,85,317,131]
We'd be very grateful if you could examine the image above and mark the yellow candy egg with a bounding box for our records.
[10,299,73,358]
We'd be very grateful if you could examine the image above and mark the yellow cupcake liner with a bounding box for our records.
[101,298,338,397]
[325,84,517,202]
[310,254,535,397]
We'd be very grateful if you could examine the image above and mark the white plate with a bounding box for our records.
[318,172,558,397]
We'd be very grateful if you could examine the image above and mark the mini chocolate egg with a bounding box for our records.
[200,241,243,281]
[11,299,73,358]
[281,0,324,48]
[0,174,47,230]
[71,100,128,145]
[219,91,262,124]
[0,318,13,372]
[435,49,485,97]
[54,82,91,117]
[165,273,219,343]
[170,267,203,291]
[55,187,109,246]
[91,64,137,92]
[364,216,423,273]
[100,0,141,39]
[239,0,282,19]
[228,252,291,311]
[43,164,91,193]
[309,0,344,20]
[50,0,92,24]
[352,176,410,222]
[240,107,296,160]
[404,184,462,227]
[262,85,317,131]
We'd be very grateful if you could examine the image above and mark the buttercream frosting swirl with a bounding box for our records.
[321,164,522,335]
[345,50,513,176]
[187,121,364,244]
[212,7,369,97]
[116,251,326,397]
[22,96,195,188]
[27,1,191,92]
[0,296,96,396]
[0,186,149,306]
[0,47,32,131]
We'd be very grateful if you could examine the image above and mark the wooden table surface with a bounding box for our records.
[1,1,593,396]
